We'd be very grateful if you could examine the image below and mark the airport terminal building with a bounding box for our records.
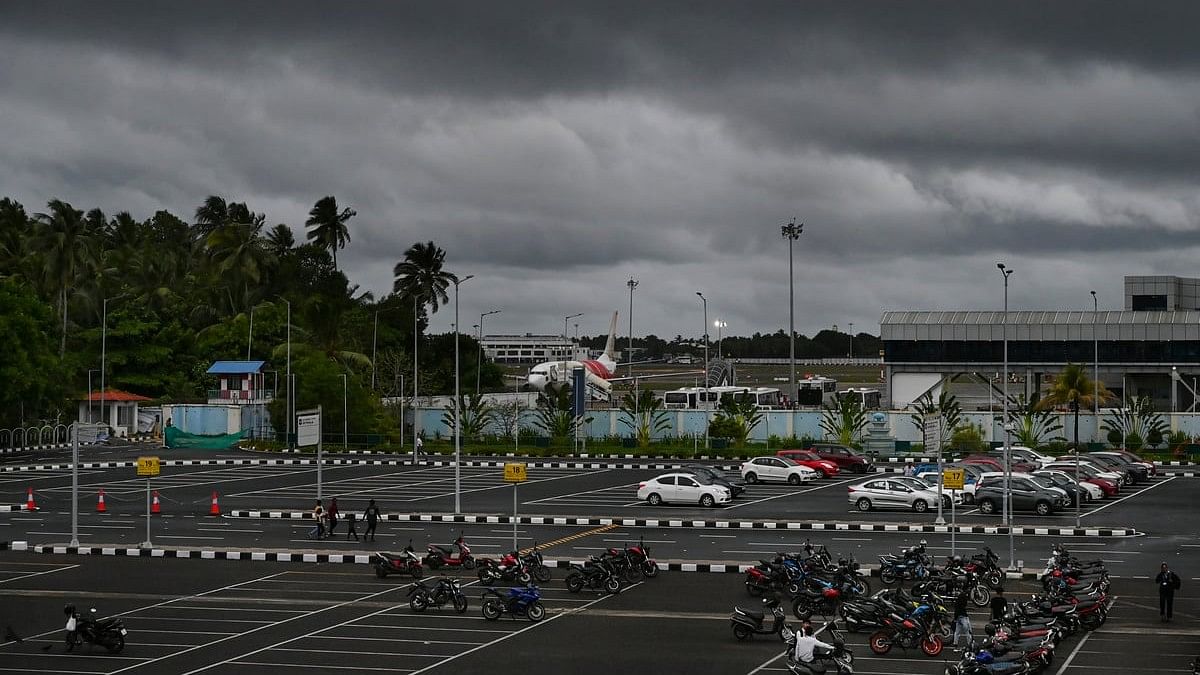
[881,275,1200,412]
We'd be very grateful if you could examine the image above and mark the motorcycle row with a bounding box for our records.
[373,534,660,623]
[730,540,1112,675]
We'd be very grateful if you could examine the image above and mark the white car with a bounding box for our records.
[847,476,954,513]
[1044,460,1124,486]
[999,446,1057,467]
[740,456,818,485]
[914,471,977,504]
[1034,469,1103,501]
[637,472,731,507]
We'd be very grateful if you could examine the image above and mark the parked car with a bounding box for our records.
[807,442,873,473]
[976,472,1072,505]
[1042,461,1120,497]
[1049,457,1127,487]
[740,456,819,485]
[636,472,731,507]
[1085,452,1149,484]
[682,464,746,498]
[847,476,952,513]
[994,445,1057,468]
[973,475,1066,516]
[971,452,1039,473]
[914,469,978,504]
[774,449,840,477]
[1034,468,1101,503]
[1099,449,1156,476]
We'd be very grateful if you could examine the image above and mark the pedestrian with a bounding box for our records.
[415,435,424,456]
[364,499,381,542]
[990,586,1008,622]
[311,500,325,539]
[1156,562,1181,621]
[327,497,340,536]
[345,510,359,541]
[952,591,973,650]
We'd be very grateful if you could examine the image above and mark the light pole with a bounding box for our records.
[478,310,501,396]
[412,294,420,463]
[848,322,854,359]
[247,306,254,360]
[997,262,1015,569]
[100,297,111,431]
[696,292,709,388]
[714,320,728,359]
[339,373,348,449]
[626,278,638,375]
[453,274,475,514]
[282,298,291,450]
[1084,290,1098,528]
[371,308,380,390]
[781,220,803,404]
[87,369,99,422]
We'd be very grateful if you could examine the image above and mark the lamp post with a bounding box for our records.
[696,292,709,387]
[714,320,728,359]
[282,298,291,450]
[453,274,475,514]
[371,308,380,390]
[997,262,1015,569]
[87,369,99,422]
[1084,290,1098,528]
[247,306,254,360]
[100,297,111,431]
[477,310,501,396]
[563,312,581,378]
[626,278,638,375]
[413,294,420,463]
[781,220,803,403]
[848,322,854,359]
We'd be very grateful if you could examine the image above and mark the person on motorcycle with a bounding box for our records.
[792,621,833,664]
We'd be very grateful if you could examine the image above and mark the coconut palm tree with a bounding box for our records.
[205,218,273,314]
[265,224,295,256]
[393,241,456,399]
[304,196,356,270]
[35,199,100,356]
[1038,363,1113,451]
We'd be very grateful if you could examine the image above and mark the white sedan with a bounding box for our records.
[740,457,818,485]
[637,473,732,508]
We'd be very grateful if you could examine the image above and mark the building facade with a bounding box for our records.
[481,334,588,364]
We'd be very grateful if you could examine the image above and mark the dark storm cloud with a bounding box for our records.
[3,1,1200,337]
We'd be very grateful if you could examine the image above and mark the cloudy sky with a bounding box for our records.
[4,1,1200,341]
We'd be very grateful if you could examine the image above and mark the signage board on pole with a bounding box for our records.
[504,463,527,482]
[136,456,161,477]
[943,468,965,491]
[296,410,321,447]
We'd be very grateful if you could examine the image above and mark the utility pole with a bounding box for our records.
[997,262,1015,570]
[781,220,803,404]
[696,292,708,388]
[626,278,638,376]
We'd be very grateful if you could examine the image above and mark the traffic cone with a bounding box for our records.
[209,491,220,516]
[25,487,36,512]
[96,489,107,513]
[151,491,161,515]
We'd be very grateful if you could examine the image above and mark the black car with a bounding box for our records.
[683,464,746,498]
[1086,452,1149,484]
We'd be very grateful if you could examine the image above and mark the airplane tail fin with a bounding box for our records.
[603,311,619,361]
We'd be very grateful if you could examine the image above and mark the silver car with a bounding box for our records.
[847,476,952,513]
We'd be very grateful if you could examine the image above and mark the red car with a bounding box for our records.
[775,449,840,477]
[806,443,874,474]
[963,455,1038,474]
[1043,462,1120,497]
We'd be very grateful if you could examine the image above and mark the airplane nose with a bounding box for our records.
[527,374,546,389]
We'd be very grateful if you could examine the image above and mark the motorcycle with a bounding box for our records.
[732,595,789,641]
[424,534,476,570]
[477,551,532,586]
[64,604,126,654]
[792,584,842,621]
[565,555,622,594]
[867,612,943,657]
[407,577,468,613]
[374,540,424,579]
[944,648,1043,675]
[481,584,546,622]
[783,621,854,675]
[624,536,660,578]
[521,542,554,583]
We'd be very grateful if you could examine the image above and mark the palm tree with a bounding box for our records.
[265,224,295,256]
[35,200,99,356]
[304,196,356,270]
[205,219,273,314]
[393,241,456,399]
[1038,363,1113,451]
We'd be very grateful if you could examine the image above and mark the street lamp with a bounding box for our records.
[476,310,501,396]
[714,320,728,359]
[453,274,475,514]
[781,220,803,404]
[99,296,114,431]
[1084,290,1098,528]
[848,322,854,359]
[626,278,638,375]
[997,262,1015,569]
[280,298,292,450]
[339,373,348,448]
[696,292,709,387]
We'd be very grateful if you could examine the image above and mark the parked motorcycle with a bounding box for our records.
[732,595,790,641]
[783,621,854,675]
[867,612,943,657]
[407,577,468,613]
[481,585,546,622]
[374,540,424,579]
[521,542,554,583]
[624,536,660,578]
[477,551,533,586]
[424,534,476,570]
[565,555,622,594]
[64,605,126,654]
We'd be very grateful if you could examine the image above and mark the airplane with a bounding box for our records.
[522,311,703,401]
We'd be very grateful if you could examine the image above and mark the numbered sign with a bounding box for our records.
[943,468,965,491]
[504,462,527,482]
[136,456,161,477]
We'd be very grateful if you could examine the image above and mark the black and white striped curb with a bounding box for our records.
[224,510,1139,537]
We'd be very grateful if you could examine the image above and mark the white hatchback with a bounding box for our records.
[637,473,731,508]
[740,456,818,485]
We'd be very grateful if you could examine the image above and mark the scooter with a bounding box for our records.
[374,540,424,579]
[782,621,854,675]
[732,595,789,641]
[64,604,126,654]
[424,534,476,570]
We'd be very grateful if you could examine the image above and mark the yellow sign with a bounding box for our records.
[504,462,527,482]
[136,456,161,477]
[943,468,965,491]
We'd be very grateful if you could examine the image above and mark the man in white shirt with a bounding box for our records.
[792,622,833,664]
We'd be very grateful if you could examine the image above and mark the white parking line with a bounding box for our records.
[1083,476,1176,518]
[723,476,861,511]
[0,563,78,585]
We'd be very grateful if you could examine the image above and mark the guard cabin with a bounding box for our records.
[206,360,274,404]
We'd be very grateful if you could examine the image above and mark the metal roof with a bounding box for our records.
[206,360,266,374]
[880,310,1200,326]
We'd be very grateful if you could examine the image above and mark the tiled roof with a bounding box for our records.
[82,389,152,402]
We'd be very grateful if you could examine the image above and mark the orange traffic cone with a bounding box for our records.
[25,487,36,511]
[96,489,107,513]
[151,491,161,515]
[209,491,220,516]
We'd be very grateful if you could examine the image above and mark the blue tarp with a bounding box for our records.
[206,360,266,374]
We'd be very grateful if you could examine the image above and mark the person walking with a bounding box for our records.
[327,497,340,536]
[311,500,325,539]
[364,499,381,542]
[990,587,1008,622]
[952,591,973,651]
[1156,562,1181,621]
[415,435,424,456]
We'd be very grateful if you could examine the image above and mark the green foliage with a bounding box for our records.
[0,280,71,426]
[821,396,868,446]
[440,393,495,440]
[532,386,574,439]
[949,422,986,454]
[908,391,962,447]
[266,353,385,440]
[1101,396,1166,452]
[707,415,742,441]
[710,394,763,448]
[1040,363,1114,449]
[1167,430,1190,449]
[1006,394,1065,449]
[618,388,671,447]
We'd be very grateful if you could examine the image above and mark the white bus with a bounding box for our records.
[662,386,783,410]
[837,387,882,409]
[795,376,838,407]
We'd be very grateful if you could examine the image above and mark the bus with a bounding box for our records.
[795,376,838,407]
[662,386,784,410]
[836,387,882,409]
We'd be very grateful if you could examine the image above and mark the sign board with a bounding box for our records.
[296,410,321,447]
[943,468,965,491]
[504,462,527,482]
[136,456,161,477]
[922,415,942,456]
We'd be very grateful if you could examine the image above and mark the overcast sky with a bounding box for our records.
[4,2,1200,341]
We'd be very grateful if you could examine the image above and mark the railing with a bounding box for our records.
[206,389,274,404]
